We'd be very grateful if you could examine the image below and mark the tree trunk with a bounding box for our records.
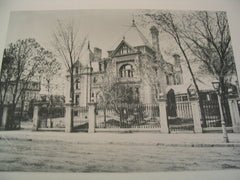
[219,76,232,126]
[179,43,206,127]
[7,103,16,129]
[70,72,74,130]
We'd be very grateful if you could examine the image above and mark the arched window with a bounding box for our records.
[119,64,134,78]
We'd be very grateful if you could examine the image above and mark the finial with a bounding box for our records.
[132,15,136,26]
[123,36,125,40]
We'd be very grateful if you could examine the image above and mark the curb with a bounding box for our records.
[1,136,240,147]
[155,143,240,147]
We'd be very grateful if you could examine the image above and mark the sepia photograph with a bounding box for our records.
[0,1,240,179]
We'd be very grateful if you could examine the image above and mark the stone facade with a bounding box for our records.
[66,20,183,106]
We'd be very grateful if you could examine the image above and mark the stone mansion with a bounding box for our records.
[65,20,183,106]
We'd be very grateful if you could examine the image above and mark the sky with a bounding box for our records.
[6,10,143,55]
[5,9,179,58]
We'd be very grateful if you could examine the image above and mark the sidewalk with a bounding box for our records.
[0,130,240,147]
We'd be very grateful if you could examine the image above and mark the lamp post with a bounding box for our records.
[212,80,229,143]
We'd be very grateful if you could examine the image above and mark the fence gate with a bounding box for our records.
[167,101,194,133]
[73,106,89,131]
[95,104,160,131]
[38,104,65,129]
[38,105,48,128]
[5,105,21,130]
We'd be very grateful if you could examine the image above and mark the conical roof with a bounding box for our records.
[111,20,153,50]
[74,41,94,68]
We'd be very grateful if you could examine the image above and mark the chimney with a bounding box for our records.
[150,26,160,54]
[94,47,102,60]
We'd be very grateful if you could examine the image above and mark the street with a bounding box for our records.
[0,135,240,172]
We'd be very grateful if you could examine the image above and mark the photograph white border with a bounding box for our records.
[0,0,240,179]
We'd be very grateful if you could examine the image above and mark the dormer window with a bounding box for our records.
[119,64,134,78]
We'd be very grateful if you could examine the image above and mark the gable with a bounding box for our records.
[111,40,136,57]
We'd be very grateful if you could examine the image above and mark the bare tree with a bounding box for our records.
[40,57,61,96]
[97,62,139,127]
[183,11,235,90]
[53,20,87,103]
[52,20,87,130]
[97,62,121,126]
[143,11,206,125]
[0,38,55,127]
[136,54,164,103]
[0,49,15,107]
[181,11,235,124]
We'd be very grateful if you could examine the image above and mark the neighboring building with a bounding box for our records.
[1,80,41,111]
[66,20,183,106]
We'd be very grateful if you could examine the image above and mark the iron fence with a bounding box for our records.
[5,106,21,130]
[202,101,221,127]
[73,106,89,130]
[38,106,48,128]
[96,104,160,129]
[168,101,194,132]
[38,105,65,128]
[176,101,193,119]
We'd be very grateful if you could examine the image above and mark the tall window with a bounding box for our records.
[99,63,102,72]
[75,67,79,74]
[75,79,80,89]
[166,75,170,85]
[104,62,107,71]
[119,64,134,78]
[75,95,79,105]
[93,77,97,83]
